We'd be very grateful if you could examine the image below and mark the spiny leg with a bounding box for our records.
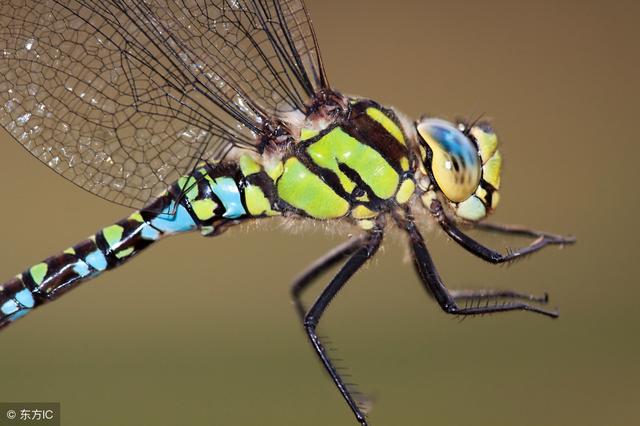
[291,235,366,321]
[303,227,383,426]
[450,289,549,304]
[410,266,551,309]
[429,200,576,264]
[397,212,558,318]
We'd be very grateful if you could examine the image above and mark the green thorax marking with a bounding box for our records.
[277,157,350,219]
[306,126,400,199]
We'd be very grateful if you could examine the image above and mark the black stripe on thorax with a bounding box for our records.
[337,163,387,210]
[341,101,408,174]
[292,147,356,205]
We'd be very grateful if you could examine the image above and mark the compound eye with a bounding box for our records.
[417,119,482,202]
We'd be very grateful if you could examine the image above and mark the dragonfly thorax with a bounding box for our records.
[268,98,417,228]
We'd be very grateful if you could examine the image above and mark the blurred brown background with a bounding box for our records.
[0,0,637,425]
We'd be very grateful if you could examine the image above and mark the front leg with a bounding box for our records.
[429,200,576,264]
[396,212,558,318]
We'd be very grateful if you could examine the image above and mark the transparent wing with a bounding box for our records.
[0,0,328,208]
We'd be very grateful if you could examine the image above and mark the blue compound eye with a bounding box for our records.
[416,118,482,202]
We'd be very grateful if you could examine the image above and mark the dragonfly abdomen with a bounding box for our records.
[0,210,167,328]
[0,161,280,329]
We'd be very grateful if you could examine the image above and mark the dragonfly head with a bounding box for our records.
[416,118,502,221]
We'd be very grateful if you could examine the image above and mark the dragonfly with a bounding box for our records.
[0,1,575,424]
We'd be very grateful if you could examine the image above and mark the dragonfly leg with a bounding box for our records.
[429,200,576,264]
[302,227,383,426]
[449,289,551,311]
[290,235,366,321]
[397,212,558,318]
[412,265,551,308]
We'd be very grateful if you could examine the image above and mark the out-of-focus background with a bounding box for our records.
[0,0,637,425]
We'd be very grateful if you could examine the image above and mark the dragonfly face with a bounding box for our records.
[416,118,502,221]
